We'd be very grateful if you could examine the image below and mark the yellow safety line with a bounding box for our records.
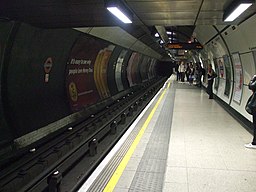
[103,81,171,192]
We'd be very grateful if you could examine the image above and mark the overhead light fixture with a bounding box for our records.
[223,0,254,22]
[155,33,160,37]
[168,38,178,42]
[167,31,176,35]
[155,26,169,43]
[105,0,133,24]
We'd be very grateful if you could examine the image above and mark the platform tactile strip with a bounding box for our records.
[128,83,175,191]
[129,172,164,192]
[87,81,175,192]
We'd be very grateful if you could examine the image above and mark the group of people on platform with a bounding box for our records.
[175,61,256,149]
[176,61,205,86]
[175,61,216,99]
[175,60,256,149]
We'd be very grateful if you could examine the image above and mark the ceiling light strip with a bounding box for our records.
[224,3,252,21]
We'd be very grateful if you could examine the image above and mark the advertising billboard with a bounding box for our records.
[66,36,113,111]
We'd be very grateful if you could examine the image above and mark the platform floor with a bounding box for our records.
[79,76,256,192]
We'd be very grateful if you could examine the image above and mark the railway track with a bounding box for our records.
[0,77,166,192]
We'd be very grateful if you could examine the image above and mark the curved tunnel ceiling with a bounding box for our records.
[0,0,255,58]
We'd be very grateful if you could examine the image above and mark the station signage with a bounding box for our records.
[166,42,203,50]
[44,57,53,83]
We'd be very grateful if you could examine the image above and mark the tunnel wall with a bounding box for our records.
[0,22,159,146]
[195,14,256,122]
[0,22,14,146]
[74,27,162,60]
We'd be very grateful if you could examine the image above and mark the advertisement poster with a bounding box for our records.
[232,52,243,104]
[140,56,150,82]
[148,58,153,80]
[213,59,219,90]
[131,53,142,85]
[223,55,232,97]
[115,50,128,91]
[202,59,209,70]
[127,52,135,87]
[202,59,209,83]
[127,52,141,86]
[94,45,115,99]
[217,57,225,78]
[148,59,157,79]
[66,37,110,111]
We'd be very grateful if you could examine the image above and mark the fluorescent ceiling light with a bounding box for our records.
[107,7,132,23]
[224,3,252,22]
[167,31,176,35]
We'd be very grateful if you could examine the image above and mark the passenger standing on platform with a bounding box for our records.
[194,64,199,86]
[185,63,190,82]
[178,61,186,82]
[201,65,206,83]
[245,75,256,149]
[207,64,216,99]
[188,63,194,85]
[175,62,180,81]
[197,63,204,87]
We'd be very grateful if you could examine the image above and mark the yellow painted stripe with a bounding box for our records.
[103,80,171,192]
[167,81,171,88]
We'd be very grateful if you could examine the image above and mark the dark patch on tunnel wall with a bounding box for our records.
[107,46,122,95]
[5,23,79,138]
[156,61,174,77]
[0,21,15,145]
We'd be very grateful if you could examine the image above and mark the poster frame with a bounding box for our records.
[232,52,243,105]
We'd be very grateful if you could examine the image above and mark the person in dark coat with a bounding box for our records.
[175,62,180,81]
[245,75,256,149]
[207,64,216,99]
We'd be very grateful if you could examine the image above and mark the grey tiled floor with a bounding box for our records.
[114,77,256,192]
[165,84,256,192]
